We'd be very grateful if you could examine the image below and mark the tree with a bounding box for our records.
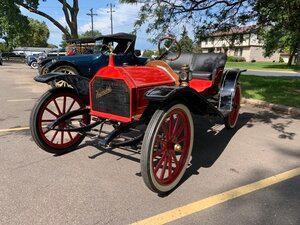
[120,0,254,40]
[80,30,102,38]
[0,1,30,49]
[3,0,79,39]
[24,19,50,47]
[178,27,193,53]
[254,0,300,65]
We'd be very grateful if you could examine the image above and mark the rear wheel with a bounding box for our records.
[225,84,241,129]
[30,88,90,154]
[51,66,78,88]
[141,104,194,194]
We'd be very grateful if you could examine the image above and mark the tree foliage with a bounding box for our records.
[255,0,300,65]
[2,0,79,39]
[120,0,254,40]
[80,30,102,39]
[0,0,30,49]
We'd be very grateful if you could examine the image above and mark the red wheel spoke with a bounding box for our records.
[161,122,169,139]
[67,131,73,140]
[62,96,67,114]
[168,114,174,139]
[172,115,180,136]
[173,124,184,139]
[168,154,173,177]
[170,150,179,167]
[50,130,59,143]
[160,155,168,180]
[43,128,51,135]
[53,99,62,115]
[154,153,166,174]
[61,131,64,144]
[153,149,164,158]
[45,108,59,118]
[67,99,76,113]
[41,119,55,122]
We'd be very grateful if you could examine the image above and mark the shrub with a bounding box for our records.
[227,56,246,62]
[279,57,284,63]
[251,59,256,63]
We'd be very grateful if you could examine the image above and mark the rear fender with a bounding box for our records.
[47,61,81,74]
[218,69,245,114]
[143,86,223,119]
[34,73,89,102]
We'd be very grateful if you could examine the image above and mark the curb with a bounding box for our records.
[226,68,300,74]
[241,98,300,116]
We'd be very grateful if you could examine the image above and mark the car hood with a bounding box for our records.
[56,54,100,62]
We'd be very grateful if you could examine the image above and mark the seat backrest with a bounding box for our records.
[167,53,227,80]
[167,53,194,72]
[191,53,227,73]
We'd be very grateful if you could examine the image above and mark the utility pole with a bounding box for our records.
[107,3,115,35]
[87,8,98,37]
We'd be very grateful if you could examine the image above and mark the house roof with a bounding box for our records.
[209,25,258,37]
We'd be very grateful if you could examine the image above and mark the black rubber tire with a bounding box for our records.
[30,61,38,69]
[30,88,89,155]
[224,84,241,129]
[141,104,194,194]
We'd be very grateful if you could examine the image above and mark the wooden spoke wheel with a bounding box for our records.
[225,84,241,129]
[30,88,90,154]
[141,104,194,194]
[51,66,78,88]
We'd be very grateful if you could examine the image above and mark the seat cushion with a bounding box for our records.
[189,79,213,93]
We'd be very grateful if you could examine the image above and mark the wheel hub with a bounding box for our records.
[174,143,182,152]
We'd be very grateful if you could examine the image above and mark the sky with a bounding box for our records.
[19,0,156,50]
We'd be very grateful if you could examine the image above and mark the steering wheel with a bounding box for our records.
[157,37,181,61]
[100,43,114,55]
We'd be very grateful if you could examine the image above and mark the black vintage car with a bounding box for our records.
[38,33,148,87]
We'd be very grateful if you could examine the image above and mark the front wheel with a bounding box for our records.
[30,61,38,69]
[141,104,194,194]
[30,88,90,154]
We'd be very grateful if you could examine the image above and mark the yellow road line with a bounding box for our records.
[0,126,30,133]
[132,167,300,225]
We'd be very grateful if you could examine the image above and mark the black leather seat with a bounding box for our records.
[168,53,227,80]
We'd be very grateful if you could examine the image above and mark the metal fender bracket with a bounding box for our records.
[218,69,245,115]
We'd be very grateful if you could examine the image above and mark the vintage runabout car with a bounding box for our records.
[38,33,147,87]
[30,37,244,194]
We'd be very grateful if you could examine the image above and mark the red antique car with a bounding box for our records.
[30,37,244,194]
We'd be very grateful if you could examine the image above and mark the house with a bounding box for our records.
[200,26,280,62]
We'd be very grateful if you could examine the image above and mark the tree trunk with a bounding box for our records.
[287,49,296,66]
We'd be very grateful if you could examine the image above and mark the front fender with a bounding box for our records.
[34,73,89,98]
[144,86,223,117]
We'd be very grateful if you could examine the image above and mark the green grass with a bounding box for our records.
[226,62,300,72]
[240,75,300,108]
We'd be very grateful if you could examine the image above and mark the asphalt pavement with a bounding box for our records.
[241,70,300,77]
[0,63,299,225]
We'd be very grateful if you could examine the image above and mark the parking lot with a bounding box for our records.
[0,63,299,225]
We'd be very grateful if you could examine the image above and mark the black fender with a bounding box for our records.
[218,69,245,115]
[143,86,223,118]
[34,73,90,103]
[46,60,81,75]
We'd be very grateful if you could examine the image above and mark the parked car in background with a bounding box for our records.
[26,53,46,69]
[0,53,3,65]
[39,33,148,87]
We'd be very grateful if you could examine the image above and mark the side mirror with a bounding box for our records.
[134,50,141,57]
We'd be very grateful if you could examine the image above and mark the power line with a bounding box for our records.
[86,8,98,37]
[107,3,115,35]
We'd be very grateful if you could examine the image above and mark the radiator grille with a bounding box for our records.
[92,78,130,117]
